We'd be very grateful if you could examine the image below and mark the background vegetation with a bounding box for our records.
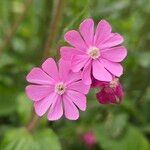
[0,0,150,149]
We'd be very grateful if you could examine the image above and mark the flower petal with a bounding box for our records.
[79,18,94,46]
[42,58,59,81]
[60,46,84,61]
[65,71,81,85]
[72,55,89,72]
[96,89,112,104]
[68,81,90,94]
[101,46,127,62]
[26,67,54,85]
[94,20,112,47]
[115,83,124,100]
[100,33,124,49]
[64,30,87,51]
[26,85,54,101]
[59,59,71,81]
[101,59,123,77]
[47,62,81,87]
[92,60,112,81]
[48,96,63,121]
[82,61,92,85]
[63,95,79,120]
[66,90,87,111]
[34,92,58,116]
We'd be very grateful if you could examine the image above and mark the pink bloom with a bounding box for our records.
[93,78,124,104]
[60,19,127,85]
[26,58,90,121]
[82,131,96,148]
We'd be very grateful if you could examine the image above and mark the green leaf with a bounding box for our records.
[34,129,61,150]
[94,125,149,150]
[106,113,128,138]
[1,128,61,150]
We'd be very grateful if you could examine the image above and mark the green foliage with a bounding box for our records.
[93,114,150,150]
[0,0,150,149]
[95,125,149,150]
[0,128,61,150]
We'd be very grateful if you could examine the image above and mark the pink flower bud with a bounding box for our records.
[82,131,96,148]
[92,77,124,104]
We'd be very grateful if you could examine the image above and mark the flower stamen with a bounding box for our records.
[109,78,119,88]
[55,82,66,95]
[88,47,100,60]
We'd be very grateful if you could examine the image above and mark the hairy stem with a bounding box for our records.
[26,110,39,132]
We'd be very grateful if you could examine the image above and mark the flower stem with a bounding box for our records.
[26,111,39,132]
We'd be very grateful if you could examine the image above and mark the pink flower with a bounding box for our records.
[82,131,96,148]
[93,78,124,104]
[26,58,90,121]
[60,19,127,85]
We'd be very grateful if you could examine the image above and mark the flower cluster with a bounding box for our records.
[26,18,127,121]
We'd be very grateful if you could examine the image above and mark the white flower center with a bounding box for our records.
[109,78,119,88]
[55,82,66,95]
[88,47,100,59]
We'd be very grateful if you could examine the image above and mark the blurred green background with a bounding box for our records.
[0,0,150,149]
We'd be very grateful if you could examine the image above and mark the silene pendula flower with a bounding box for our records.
[92,78,124,104]
[26,58,90,121]
[60,18,127,85]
